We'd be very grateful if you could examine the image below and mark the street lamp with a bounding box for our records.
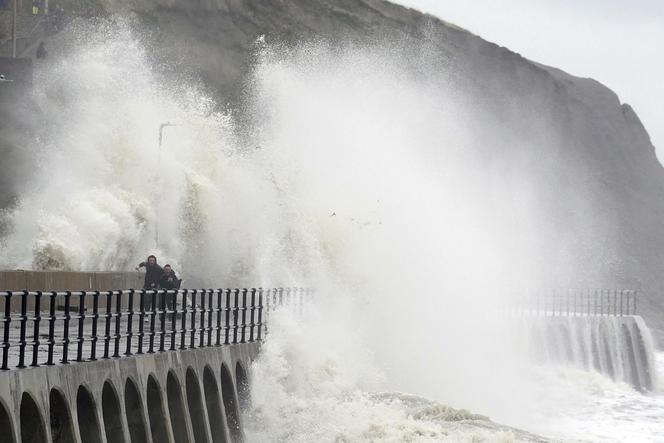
[155,122,176,247]
[11,0,17,58]
[158,122,176,163]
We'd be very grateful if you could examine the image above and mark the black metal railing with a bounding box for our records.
[0,287,313,371]
[511,289,638,317]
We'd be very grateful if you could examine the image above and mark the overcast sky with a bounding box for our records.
[395,0,664,160]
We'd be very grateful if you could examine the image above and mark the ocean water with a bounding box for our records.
[241,305,664,442]
[527,352,664,442]
[1,20,662,442]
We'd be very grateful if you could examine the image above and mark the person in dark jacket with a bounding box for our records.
[159,264,180,290]
[136,255,162,290]
[159,264,180,313]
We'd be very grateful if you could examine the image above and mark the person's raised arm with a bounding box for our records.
[136,261,147,270]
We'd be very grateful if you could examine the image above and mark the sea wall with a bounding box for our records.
[524,315,657,391]
[0,340,258,442]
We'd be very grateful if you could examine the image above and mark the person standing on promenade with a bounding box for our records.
[136,255,163,290]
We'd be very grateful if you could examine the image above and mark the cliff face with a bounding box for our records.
[4,0,664,339]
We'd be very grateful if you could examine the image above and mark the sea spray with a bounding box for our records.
[1,19,661,441]
[245,307,542,442]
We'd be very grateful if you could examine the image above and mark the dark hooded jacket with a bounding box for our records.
[138,262,163,290]
[159,270,181,290]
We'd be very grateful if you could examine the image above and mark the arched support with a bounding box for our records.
[186,367,211,443]
[621,324,639,389]
[77,386,103,443]
[0,341,262,443]
[49,388,76,443]
[221,364,242,442]
[203,366,227,443]
[124,378,150,443]
[21,392,47,443]
[0,398,17,443]
[147,375,172,443]
[102,381,127,443]
[235,362,250,413]
[167,371,191,443]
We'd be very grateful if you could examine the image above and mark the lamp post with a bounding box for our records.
[155,122,176,247]
[158,122,176,159]
[11,0,17,58]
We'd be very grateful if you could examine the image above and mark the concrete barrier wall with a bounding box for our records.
[1,271,146,311]
[0,270,144,291]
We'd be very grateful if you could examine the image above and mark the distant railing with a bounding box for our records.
[0,287,313,370]
[511,289,638,317]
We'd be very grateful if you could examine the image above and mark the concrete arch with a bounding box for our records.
[102,381,126,443]
[77,385,102,443]
[124,377,149,443]
[185,367,210,443]
[202,366,226,443]
[220,364,242,442]
[621,324,639,389]
[49,388,76,443]
[235,361,250,412]
[20,391,47,443]
[146,375,170,443]
[0,398,16,443]
[166,371,189,443]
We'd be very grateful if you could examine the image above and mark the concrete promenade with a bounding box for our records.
[0,274,294,443]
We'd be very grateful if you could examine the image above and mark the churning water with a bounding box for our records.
[1,21,663,442]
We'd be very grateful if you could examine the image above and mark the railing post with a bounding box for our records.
[619,290,624,316]
[249,288,256,342]
[103,291,113,359]
[190,290,197,349]
[137,290,146,355]
[149,290,158,354]
[240,289,248,343]
[170,290,179,351]
[180,289,188,350]
[199,290,206,348]
[233,289,240,344]
[613,289,618,316]
[62,291,71,364]
[156,290,164,353]
[633,291,637,315]
[565,289,570,315]
[46,291,57,366]
[215,289,222,346]
[224,289,231,345]
[113,291,122,358]
[593,289,598,316]
[30,291,42,367]
[158,290,167,352]
[125,289,135,356]
[90,291,100,361]
[207,290,213,346]
[17,290,28,368]
[278,288,283,307]
[257,288,264,341]
[76,291,86,362]
[1,292,11,370]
